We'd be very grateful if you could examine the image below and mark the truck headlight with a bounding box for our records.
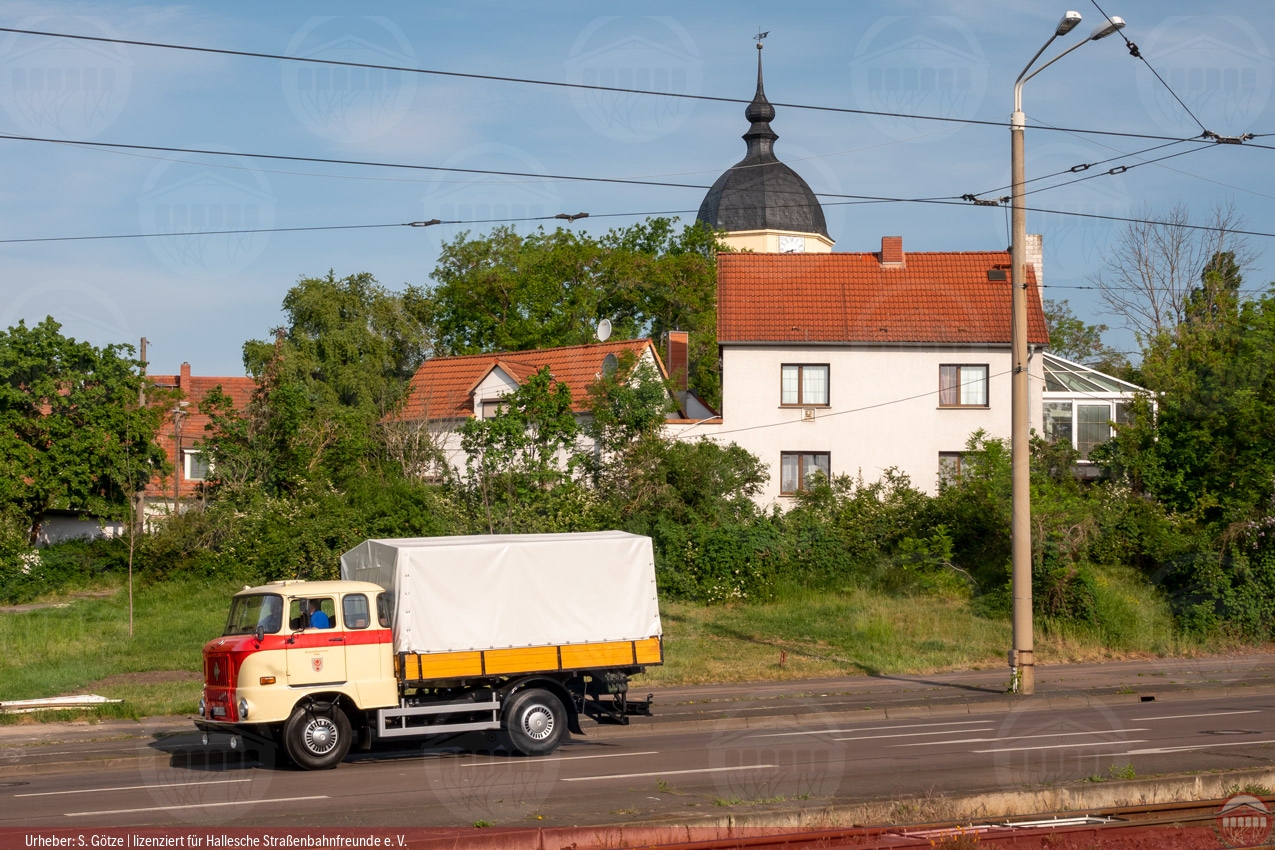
[199,698,206,717]
[238,699,249,720]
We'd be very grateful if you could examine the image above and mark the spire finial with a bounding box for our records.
[745,31,775,128]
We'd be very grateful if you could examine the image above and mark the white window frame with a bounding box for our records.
[183,448,212,482]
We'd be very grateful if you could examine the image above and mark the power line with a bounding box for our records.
[1087,0,1208,134]
[968,139,1189,200]
[1019,144,1218,199]
[0,25,1238,147]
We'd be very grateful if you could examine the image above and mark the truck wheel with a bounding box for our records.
[284,702,351,770]
[503,689,566,756]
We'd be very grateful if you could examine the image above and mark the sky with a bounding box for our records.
[2,0,1274,377]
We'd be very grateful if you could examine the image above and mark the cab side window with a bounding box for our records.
[343,594,370,630]
[376,592,392,628]
[289,597,335,629]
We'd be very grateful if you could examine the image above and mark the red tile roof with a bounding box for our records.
[146,370,256,498]
[395,339,666,421]
[717,251,1049,345]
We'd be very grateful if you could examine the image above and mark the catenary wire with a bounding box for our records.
[1087,0,1208,134]
[0,25,1239,147]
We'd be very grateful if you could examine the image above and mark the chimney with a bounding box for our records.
[1025,233,1044,298]
[666,330,689,399]
[880,235,904,267]
[179,361,191,391]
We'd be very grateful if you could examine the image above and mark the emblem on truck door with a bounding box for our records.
[312,656,324,672]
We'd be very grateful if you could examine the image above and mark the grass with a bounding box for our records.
[0,578,240,719]
[0,564,1247,720]
[640,566,1202,686]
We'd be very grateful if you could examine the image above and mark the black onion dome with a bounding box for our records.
[697,44,828,239]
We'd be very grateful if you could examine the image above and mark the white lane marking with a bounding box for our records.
[894,728,1149,748]
[972,740,1148,754]
[1132,710,1261,721]
[17,779,251,797]
[1125,738,1275,755]
[66,795,328,817]
[13,746,151,757]
[833,726,994,743]
[562,764,776,782]
[463,750,659,766]
[753,720,999,738]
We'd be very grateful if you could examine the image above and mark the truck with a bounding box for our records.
[196,531,663,770]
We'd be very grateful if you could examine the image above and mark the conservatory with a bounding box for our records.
[1040,353,1149,464]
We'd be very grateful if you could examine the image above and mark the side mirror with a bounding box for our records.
[255,624,266,643]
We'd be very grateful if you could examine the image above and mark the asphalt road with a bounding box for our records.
[4,690,1275,827]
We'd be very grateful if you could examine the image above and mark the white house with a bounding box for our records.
[391,337,709,477]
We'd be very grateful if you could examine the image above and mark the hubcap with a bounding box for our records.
[521,705,555,741]
[303,717,338,755]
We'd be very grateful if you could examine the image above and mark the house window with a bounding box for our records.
[184,449,210,481]
[780,452,830,495]
[938,451,964,479]
[939,365,988,407]
[781,365,829,406]
[1043,402,1074,445]
[1076,404,1112,460]
[480,398,506,419]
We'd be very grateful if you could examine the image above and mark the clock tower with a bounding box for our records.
[696,41,834,254]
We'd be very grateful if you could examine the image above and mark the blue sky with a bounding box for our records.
[3,0,1274,376]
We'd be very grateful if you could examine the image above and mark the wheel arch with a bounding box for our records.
[500,675,583,735]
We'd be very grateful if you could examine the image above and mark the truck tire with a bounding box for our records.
[284,702,352,770]
[503,688,567,756]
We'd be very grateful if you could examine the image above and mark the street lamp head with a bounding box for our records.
[1055,11,1083,36]
[1089,15,1126,41]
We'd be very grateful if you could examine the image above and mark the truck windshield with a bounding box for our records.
[224,594,284,636]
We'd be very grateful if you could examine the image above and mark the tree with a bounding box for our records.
[1042,298,1128,374]
[457,367,580,533]
[1090,200,1256,341]
[211,272,434,490]
[0,318,167,532]
[1102,254,1275,525]
[428,218,726,409]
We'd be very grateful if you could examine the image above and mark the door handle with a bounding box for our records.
[328,637,345,643]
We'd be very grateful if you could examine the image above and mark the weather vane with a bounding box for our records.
[755,28,769,47]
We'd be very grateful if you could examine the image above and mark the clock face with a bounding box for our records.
[778,235,806,253]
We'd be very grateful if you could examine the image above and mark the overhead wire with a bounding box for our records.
[1087,0,1208,134]
[0,25,1240,148]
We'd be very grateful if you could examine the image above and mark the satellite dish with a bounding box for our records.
[602,353,619,377]
[596,319,613,342]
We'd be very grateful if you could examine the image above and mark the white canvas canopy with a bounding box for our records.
[339,531,661,655]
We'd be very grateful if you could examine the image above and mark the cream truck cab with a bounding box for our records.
[197,532,663,770]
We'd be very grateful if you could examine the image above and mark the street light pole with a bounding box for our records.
[1009,11,1124,696]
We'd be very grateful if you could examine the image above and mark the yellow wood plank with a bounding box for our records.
[409,651,483,679]
[634,637,663,664]
[484,646,561,675]
[560,641,634,669]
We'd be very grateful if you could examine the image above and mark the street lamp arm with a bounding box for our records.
[1017,36,1095,107]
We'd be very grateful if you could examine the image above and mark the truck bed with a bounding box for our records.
[395,636,663,684]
